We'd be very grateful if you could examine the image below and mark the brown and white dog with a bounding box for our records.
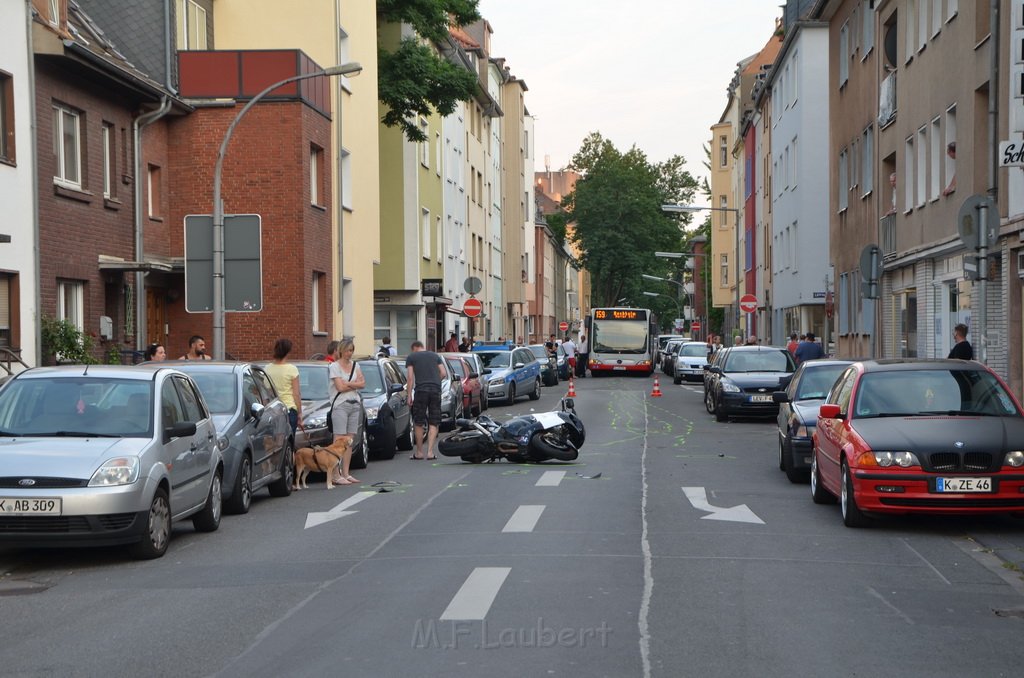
[293,437,351,490]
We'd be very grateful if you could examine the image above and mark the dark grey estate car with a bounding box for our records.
[170,361,294,514]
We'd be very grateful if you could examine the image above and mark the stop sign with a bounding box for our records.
[739,294,758,314]
[559,321,569,332]
[691,321,701,332]
[464,297,482,317]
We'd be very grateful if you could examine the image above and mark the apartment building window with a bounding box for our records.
[312,272,325,333]
[862,0,875,57]
[338,27,353,92]
[905,0,916,62]
[52,104,81,188]
[790,221,798,272]
[904,135,915,211]
[791,52,799,105]
[48,0,59,25]
[436,216,442,264]
[838,148,849,212]
[340,148,352,210]
[435,132,441,176]
[422,209,431,260]
[930,0,942,37]
[147,164,162,218]
[0,72,13,164]
[0,275,11,346]
[839,22,849,86]
[101,123,114,198]
[929,117,942,200]
[57,280,84,330]
[719,135,728,167]
[944,105,957,195]
[720,254,729,287]
[791,138,798,188]
[861,125,874,195]
[918,0,928,50]
[916,126,927,207]
[176,0,207,50]
[850,138,859,192]
[718,195,728,225]
[310,144,323,206]
[947,0,958,22]
[896,289,918,357]
[419,118,429,167]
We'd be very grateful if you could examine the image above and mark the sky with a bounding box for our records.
[476,0,782,184]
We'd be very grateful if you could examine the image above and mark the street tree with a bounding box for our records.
[377,0,480,142]
[562,132,699,308]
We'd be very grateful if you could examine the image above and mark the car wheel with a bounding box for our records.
[810,450,836,505]
[393,415,411,454]
[378,413,398,454]
[481,391,489,411]
[714,395,727,422]
[268,441,295,497]
[192,470,223,532]
[506,381,517,405]
[349,427,369,470]
[778,439,786,471]
[529,378,541,400]
[841,461,870,527]
[673,374,682,385]
[131,487,171,560]
[225,454,252,515]
[704,389,715,414]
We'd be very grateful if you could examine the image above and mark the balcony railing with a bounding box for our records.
[881,213,897,259]
[879,70,897,127]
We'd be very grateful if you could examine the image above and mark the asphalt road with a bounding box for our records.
[2,375,1023,677]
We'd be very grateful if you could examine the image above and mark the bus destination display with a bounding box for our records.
[594,309,647,321]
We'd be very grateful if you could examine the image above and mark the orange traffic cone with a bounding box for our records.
[566,375,577,398]
[650,375,663,397]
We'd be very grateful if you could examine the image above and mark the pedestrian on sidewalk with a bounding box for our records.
[576,334,588,378]
[948,323,973,360]
[265,338,304,436]
[180,335,212,360]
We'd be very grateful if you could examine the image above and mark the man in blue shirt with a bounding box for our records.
[794,332,825,364]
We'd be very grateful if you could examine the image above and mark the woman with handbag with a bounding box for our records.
[328,338,365,485]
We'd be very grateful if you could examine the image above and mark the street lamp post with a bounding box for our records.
[662,204,741,339]
[642,291,681,321]
[651,250,709,341]
[642,273,689,331]
[211,62,362,359]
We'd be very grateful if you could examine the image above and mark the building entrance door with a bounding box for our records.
[146,288,166,346]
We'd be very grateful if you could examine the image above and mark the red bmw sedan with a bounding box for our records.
[811,359,1024,526]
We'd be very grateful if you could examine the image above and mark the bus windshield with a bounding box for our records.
[592,319,648,354]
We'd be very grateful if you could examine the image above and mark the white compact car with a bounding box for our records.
[673,342,711,384]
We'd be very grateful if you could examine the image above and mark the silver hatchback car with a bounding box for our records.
[0,365,223,559]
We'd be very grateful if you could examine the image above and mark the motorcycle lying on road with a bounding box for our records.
[438,397,585,463]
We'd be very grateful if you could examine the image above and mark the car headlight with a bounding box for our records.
[89,457,140,487]
[871,451,920,468]
[1004,450,1024,468]
[364,406,380,421]
[489,377,505,386]
[557,358,565,365]
[720,379,741,393]
[306,415,327,429]
[217,435,229,451]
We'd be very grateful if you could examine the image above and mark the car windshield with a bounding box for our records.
[723,350,792,373]
[853,368,1020,418]
[477,352,511,368]
[358,362,385,396]
[794,364,849,400]
[0,377,154,438]
[679,344,707,357]
[187,372,238,414]
[297,364,330,401]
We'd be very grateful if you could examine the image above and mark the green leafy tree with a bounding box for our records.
[377,0,481,142]
[562,132,699,309]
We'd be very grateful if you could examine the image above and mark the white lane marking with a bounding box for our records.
[867,586,915,625]
[304,490,377,529]
[502,505,545,533]
[535,470,566,486]
[900,538,951,586]
[682,487,765,524]
[639,394,653,678]
[440,567,511,620]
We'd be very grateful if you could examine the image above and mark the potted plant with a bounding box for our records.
[40,316,96,365]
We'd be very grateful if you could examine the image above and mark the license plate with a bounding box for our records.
[935,477,993,493]
[0,497,63,516]
[613,366,626,371]
[749,395,773,403]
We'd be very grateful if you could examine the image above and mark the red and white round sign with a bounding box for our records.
[739,294,758,314]
[464,298,482,318]
[559,321,569,332]
[691,321,701,332]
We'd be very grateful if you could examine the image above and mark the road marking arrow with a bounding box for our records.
[682,487,764,524]
[304,490,377,529]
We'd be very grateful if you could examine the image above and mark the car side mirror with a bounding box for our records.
[709,366,721,374]
[772,391,789,404]
[250,402,265,421]
[163,421,197,443]
[468,372,479,379]
[388,383,405,394]
[819,403,843,419]
[483,368,492,374]
[514,363,525,369]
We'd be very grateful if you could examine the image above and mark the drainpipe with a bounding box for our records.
[27,0,41,366]
[133,96,171,351]
[981,0,999,365]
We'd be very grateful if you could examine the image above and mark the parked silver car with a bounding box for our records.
[172,361,294,514]
[0,365,224,559]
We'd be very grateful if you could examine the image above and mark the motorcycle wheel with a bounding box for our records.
[530,431,579,461]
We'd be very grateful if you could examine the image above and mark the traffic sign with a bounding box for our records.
[739,294,758,314]
[463,298,482,318]
[559,321,569,332]
[185,214,263,313]
[691,321,702,332]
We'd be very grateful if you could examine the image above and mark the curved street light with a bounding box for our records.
[211,62,363,359]
[642,291,681,321]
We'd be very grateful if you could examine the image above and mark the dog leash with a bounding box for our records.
[310,445,344,473]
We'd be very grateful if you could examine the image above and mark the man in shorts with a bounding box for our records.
[406,340,446,460]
